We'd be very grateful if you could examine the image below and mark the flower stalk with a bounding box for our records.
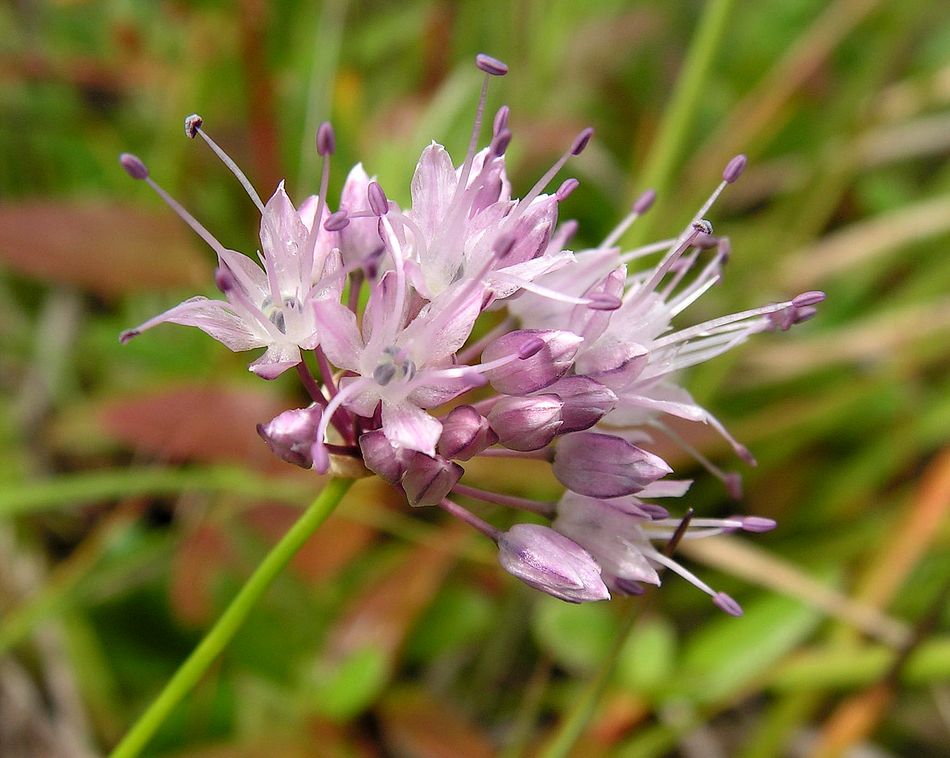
[109,477,353,758]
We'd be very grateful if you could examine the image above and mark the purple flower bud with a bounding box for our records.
[401,452,464,507]
[475,53,508,76]
[553,432,672,498]
[324,210,350,231]
[632,189,656,215]
[119,153,148,180]
[183,113,203,139]
[359,430,410,484]
[316,121,336,156]
[713,592,743,616]
[793,290,826,307]
[490,128,512,157]
[438,405,498,461]
[488,394,562,451]
[367,181,389,216]
[493,105,510,135]
[722,154,747,184]
[614,577,646,595]
[556,178,579,201]
[571,127,594,156]
[256,405,323,469]
[497,524,609,603]
[543,376,616,434]
[482,329,582,395]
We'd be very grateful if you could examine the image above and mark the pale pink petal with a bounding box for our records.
[312,299,363,372]
[409,143,458,239]
[249,342,301,379]
[488,249,575,301]
[399,283,482,363]
[381,400,442,455]
[121,297,264,352]
[218,249,269,304]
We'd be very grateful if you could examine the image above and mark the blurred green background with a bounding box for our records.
[2,1,950,756]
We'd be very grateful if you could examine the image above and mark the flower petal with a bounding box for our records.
[312,299,363,372]
[122,296,265,352]
[381,400,442,456]
[249,341,301,379]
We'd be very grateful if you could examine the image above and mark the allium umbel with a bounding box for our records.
[120,55,823,614]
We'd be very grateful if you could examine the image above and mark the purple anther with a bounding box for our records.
[184,113,203,139]
[713,592,744,617]
[490,128,512,157]
[493,232,517,259]
[586,292,622,311]
[570,127,594,156]
[493,105,510,135]
[316,121,336,156]
[792,305,818,324]
[724,472,743,500]
[632,188,657,215]
[792,290,826,308]
[556,178,579,202]
[722,154,747,184]
[324,210,350,231]
[717,237,732,262]
[693,232,719,250]
[119,153,149,180]
[517,336,546,360]
[638,503,670,520]
[475,53,508,76]
[559,219,578,243]
[367,181,389,216]
[734,516,777,533]
[735,444,757,466]
[214,267,237,293]
[614,577,646,596]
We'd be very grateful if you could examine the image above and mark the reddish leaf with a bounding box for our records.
[241,503,376,583]
[98,384,288,469]
[379,687,495,758]
[169,522,236,625]
[0,201,210,297]
[327,523,466,663]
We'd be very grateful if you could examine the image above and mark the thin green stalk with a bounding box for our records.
[108,477,353,758]
[540,600,642,758]
[623,0,736,248]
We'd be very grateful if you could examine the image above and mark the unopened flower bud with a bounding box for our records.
[497,524,609,603]
[256,405,323,469]
[401,452,464,507]
[359,430,409,484]
[437,405,497,461]
[488,394,562,451]
[543,376,617,433]
[553,432,672,498]
[482,329,582,395]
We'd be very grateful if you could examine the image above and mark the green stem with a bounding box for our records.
[623,0,736,248]
[540,600,642,758]
[108,477,353,758]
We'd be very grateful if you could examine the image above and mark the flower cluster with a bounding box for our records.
[120,54,822,613]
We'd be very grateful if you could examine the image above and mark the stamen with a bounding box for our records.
[316,121,336,156]
[186,114,266,213]
[722,153,747,184]
[324,210,350,231]
[492,105,510,136]
[452,483,555,517]
[311,377,369,473]
[601,190,656,249]
[439,498,501,540]
[475,53,509,77]
[367,181,389,216]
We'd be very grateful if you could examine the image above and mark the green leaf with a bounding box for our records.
[615,616,678,696]
[532,597,618,673]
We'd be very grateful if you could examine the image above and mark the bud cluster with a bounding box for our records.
[120,55,821,613]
